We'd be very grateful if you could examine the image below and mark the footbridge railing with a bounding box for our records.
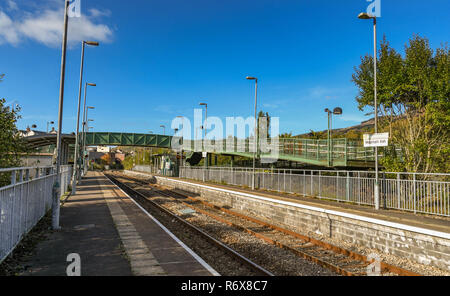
[82,132,399,167]
[181,138,378,167]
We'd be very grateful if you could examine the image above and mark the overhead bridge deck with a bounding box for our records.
[84,132,377,168]
[23,132,378,168]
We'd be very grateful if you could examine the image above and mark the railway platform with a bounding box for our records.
[152,172,450,234]
[125,170,450,273]
[20,171,217,276]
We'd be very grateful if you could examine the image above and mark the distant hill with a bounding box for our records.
[295,117,378,139]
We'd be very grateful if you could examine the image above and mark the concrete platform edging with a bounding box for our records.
[100,180,167,276]
[104,174,220,276]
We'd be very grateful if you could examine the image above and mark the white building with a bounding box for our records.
[96,146,111,153]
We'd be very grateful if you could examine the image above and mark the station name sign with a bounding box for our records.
[363,133,389,147]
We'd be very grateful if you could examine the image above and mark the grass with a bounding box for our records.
[0,212,53,276]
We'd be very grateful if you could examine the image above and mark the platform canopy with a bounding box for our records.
[23,133,75,149]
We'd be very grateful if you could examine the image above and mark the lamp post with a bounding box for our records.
[246,76,258,190]
[79,82,96,179]
[147,131,154,167]
[358,12,380,210]
[199,103,207,146]
[72,40,99,194]
[176,116,184,168]
[53,0,70,230]
[160,125,166,135]
[85,124,94,170]
[82,106,95,174]
[47,121,54,133]
[195,126,202,152]
[199,103,208,177]
[324,107,343,167]
[173,127,179,174]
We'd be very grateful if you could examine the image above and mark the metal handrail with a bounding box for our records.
[180,166,450,181]
[0,165,54,173]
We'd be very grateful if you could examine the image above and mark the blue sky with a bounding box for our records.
[1,0,449,138]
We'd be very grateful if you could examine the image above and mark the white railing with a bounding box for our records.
[180,166,450,217]
[0,165,72,263]
[133,165,176,177]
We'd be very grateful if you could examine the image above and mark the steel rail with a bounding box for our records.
[105,173,274,276]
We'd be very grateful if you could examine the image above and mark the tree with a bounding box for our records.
[100,153,113,165]
[1,74,28,171]
[352,35,449,174]
[279,132,293,138]
[1,98,26,167]
[0,98,28,186]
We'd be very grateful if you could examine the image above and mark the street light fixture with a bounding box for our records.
[85,41,100,46]
[160,125,166,135]
[47,121,55,133]
[72,40,99,194]
[358,11,380,210]
[358,12,373,20]
[325,107,343,166]
[246,76,258,190]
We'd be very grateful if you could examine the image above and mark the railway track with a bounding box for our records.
[105,173,273,276]
[107,171,421,276]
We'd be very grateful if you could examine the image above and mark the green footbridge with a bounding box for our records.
[84,132,376,168]
[85,132,173,148]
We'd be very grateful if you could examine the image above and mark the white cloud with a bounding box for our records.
[0,11,20,45]
[262,103,279,109]
[7,0,18,11]
[89,8,112,18]
[0,2,114,48]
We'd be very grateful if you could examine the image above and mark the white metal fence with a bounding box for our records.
[0,165,72,263]
[133,165,176,177]
[180,166,450,217]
